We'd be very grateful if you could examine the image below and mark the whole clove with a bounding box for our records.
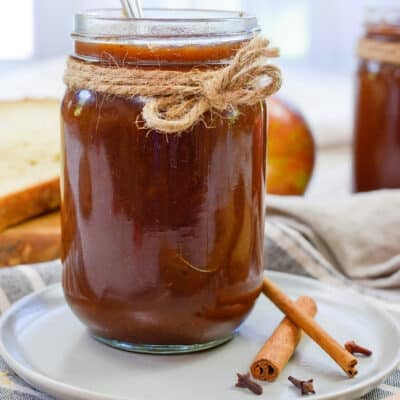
[236,373,263,395]
[288,376,316,395]
[344,341,372,356]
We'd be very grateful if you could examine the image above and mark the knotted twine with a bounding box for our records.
[358,38,400,66]
[64,36,281,134]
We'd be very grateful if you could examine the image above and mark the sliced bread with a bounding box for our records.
[0,211,60,267]
[0,98,61,232]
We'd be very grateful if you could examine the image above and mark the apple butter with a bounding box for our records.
[61,9,268,353]
[353,9,400,192]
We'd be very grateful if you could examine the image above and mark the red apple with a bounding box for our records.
[267,97,315,195]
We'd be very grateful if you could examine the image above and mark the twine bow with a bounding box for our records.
[64,36,282,134]
[358,38,400,66]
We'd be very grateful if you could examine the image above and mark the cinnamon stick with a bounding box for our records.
[251,296,317,381]
[262,277,358,378]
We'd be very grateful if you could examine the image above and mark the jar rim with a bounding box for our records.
[73,8,260,45]
[76,8,256,23]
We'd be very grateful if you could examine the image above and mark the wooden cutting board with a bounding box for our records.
[0,211,60,267]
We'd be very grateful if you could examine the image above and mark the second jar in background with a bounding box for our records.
[353,9,400,192]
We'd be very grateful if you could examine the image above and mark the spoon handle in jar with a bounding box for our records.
[134,0,144,18]
[120,0,143,18]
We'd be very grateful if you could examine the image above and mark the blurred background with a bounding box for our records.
[1,0,397,72]
[0,0,398,195]
[0,0,399,273]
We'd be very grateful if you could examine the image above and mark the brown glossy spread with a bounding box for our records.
[61,41,266,345]
[353,23,400,192]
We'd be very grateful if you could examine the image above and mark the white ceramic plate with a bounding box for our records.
[0,271,399,400]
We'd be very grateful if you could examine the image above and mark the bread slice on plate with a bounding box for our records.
[0,98,61,232]
[0,211,60,267]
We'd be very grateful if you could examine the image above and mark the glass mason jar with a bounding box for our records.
[61,9,267,354]
[353,8,400,192]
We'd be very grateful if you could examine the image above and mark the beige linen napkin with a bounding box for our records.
[267,190,400,305]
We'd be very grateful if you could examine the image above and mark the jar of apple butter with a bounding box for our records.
[353,8,400,192]
[61,9,278,353]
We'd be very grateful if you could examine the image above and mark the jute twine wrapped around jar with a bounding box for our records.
[358,38,400,66]
[64,36,282,134]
